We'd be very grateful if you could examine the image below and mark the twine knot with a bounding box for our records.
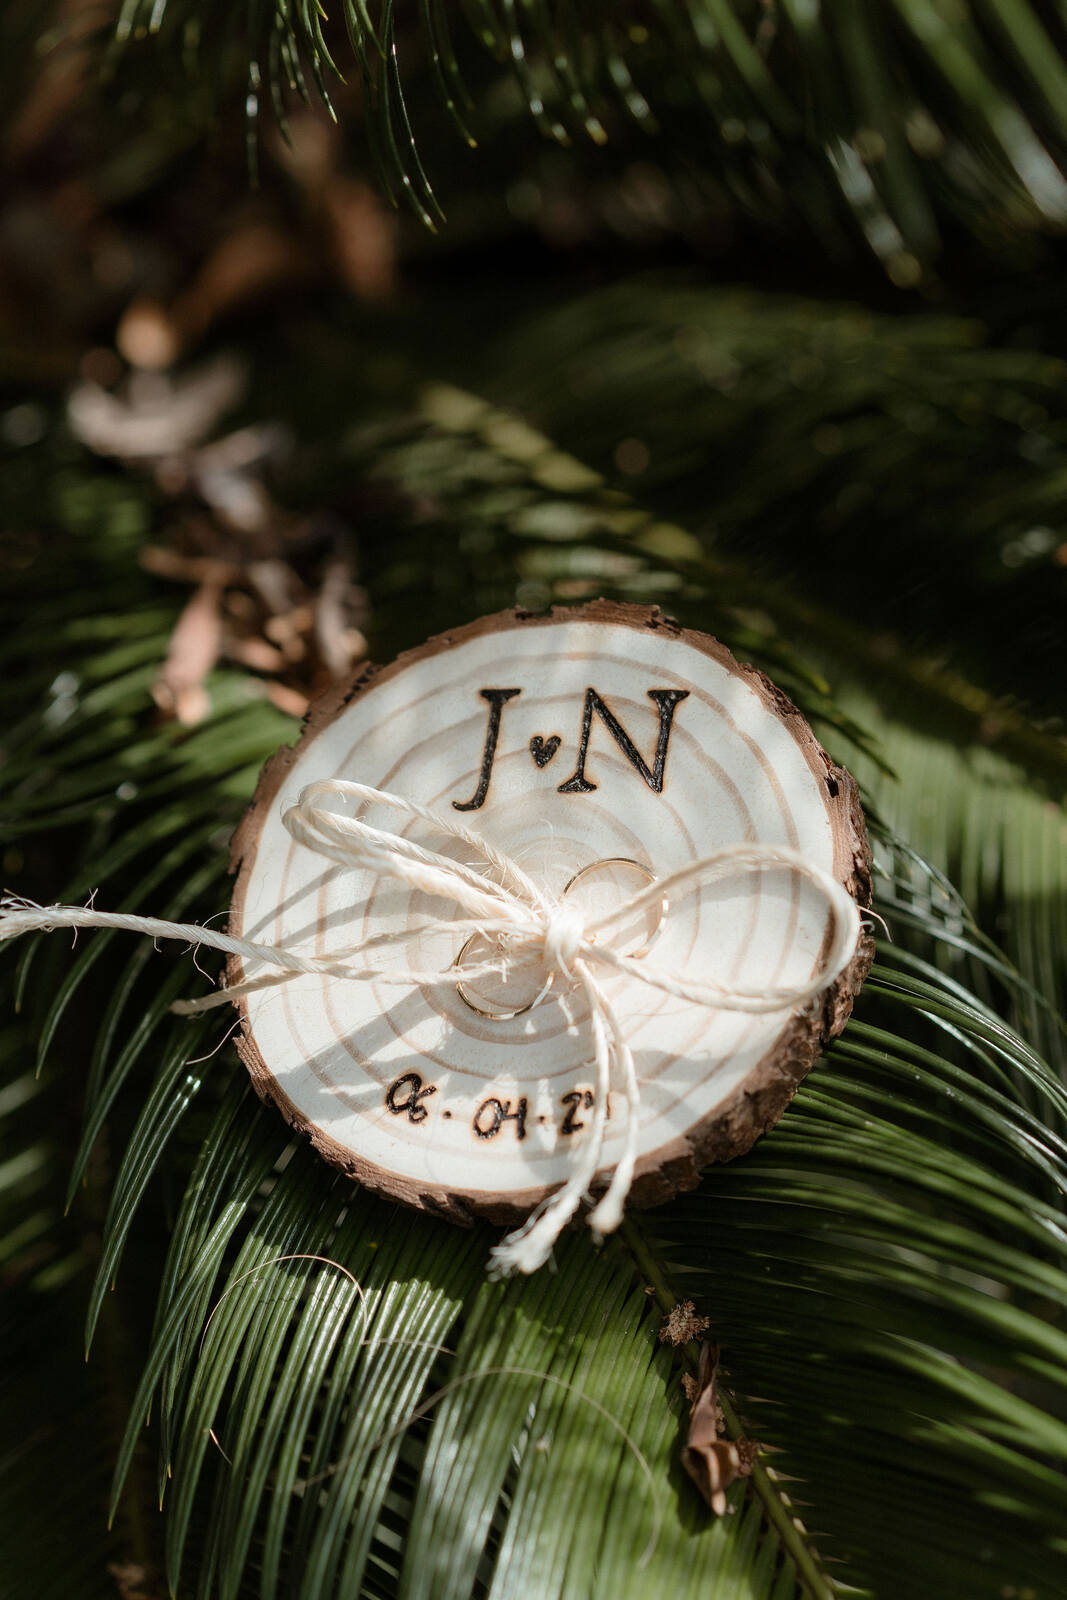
[0,777,864,1277]
[541,904,587,980]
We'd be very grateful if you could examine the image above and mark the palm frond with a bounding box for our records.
[0,1025,146,1600]
[825,682,1067,1089]
[6,352,1067,1596]
[476,278,1067,729]
[59,927,1067,1600]
[105,1,1067,264]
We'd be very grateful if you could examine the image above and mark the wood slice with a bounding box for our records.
[230,601,873,1224]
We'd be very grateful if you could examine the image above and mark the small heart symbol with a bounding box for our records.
[530,734,562,768]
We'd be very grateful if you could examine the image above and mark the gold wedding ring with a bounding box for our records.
[560,856,667,959]
[454,933,555,1019]
[454,855,666,1019]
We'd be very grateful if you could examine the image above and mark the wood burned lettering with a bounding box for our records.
[558,687,690,795]
[560,1088,595,1134]
[383,1076,610,1143]
[473,1096,528,1141]
[385,1071,437,1124]
[453,684,690,810]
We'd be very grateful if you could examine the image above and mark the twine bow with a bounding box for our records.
[0,778,861,1276]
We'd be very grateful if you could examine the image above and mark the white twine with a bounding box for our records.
[0,778,862,1276]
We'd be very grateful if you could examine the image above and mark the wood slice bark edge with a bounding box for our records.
[228,600,874,1226]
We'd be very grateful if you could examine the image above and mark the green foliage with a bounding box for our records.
[474,280,1067,719]
[4,377,1067,1597]
[829,681,1067,1092]
[109,1,1067,264]
[9,0,1067,1585]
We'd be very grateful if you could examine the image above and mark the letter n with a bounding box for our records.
[557,688,689,794]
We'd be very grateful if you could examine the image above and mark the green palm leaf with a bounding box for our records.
[5,342,1067,1598]
[105,1,1067,265]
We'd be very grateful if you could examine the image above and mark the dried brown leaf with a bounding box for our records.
[658,1299,710,1346]
[151,581,222,725]
[680,1342,758,1516]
